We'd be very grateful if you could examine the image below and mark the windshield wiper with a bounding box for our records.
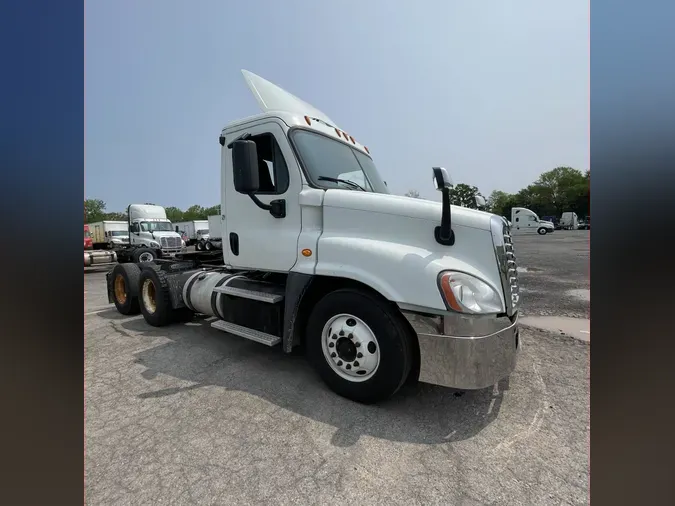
[318,176,366,191]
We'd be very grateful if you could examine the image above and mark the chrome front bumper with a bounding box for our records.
[403,311,520,390]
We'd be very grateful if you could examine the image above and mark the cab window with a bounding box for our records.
[232,133,289,195]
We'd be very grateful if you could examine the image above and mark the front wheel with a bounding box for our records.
[537,227,548,235]
[205,241,212,251]
[132,248,156,263]
[306,288,414,404]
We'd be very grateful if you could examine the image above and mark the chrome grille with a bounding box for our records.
[490,216,520,315]
[160,236,181,249]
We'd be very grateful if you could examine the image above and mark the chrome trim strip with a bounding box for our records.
[490,215,519,316]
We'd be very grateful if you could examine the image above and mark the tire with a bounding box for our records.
[196,241,203,251]
[205,241,212,251]
[305,288,413,404]
[138,264,190,327]
[132,248,156,263]
[537,227,548,235]
[110,263,141,315]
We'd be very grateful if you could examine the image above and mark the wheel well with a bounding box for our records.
[291,275,420,380]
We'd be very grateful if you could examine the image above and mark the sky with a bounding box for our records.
[85,0,589,212]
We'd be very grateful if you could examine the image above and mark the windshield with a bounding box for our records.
[290,129,389,194]
[110,231,127,237]
[140,221,174,232]
[197,229,209,235]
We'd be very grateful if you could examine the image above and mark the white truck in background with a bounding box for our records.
[106,70,521,404]
[203,214,223,251]
[560,212,579,230]
[89,220,130,249]
[173,220,210,247]
[510,208,555,235]
[114,204,186,263]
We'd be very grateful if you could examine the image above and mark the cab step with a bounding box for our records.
[213,277,285,304]
[211,320,281,346]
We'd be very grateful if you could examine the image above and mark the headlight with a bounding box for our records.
[438,271,504,314]
[149,241,160,248]
[181,240,186,247]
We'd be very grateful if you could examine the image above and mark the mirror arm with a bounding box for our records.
[248,193,286,219]
[434,188,455,246]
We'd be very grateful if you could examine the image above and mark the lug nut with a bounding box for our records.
[331,334,337,340]
[346,364,352,370]
[337,360,343,366]
[331,352,336,358]
[357,352,363,358]
[355,342,361,348]
[329,342,334,348]
[339,330,345,336]
[348,333,354,339]
[353,361,359,367]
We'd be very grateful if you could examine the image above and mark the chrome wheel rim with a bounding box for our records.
[138,252,154,262]
[321,313,380,382]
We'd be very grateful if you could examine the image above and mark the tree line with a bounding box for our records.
[84,199,221,224]
[85,166,589,225]
[405,166,590,219]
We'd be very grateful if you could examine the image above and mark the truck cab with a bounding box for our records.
[114,204,185,263]
[107,70,521,403]
[510,207,555,235]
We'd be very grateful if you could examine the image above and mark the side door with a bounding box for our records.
[526,215,538,232]
[222,120,302,272]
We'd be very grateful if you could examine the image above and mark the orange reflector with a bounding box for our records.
[364,146,370,153]
[304,116,311,125]
[440,274,463,312]
[349,135,355,144]
[301,249,312,257]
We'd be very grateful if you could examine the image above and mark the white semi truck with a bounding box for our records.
[560,211,579,230]
[89,220,130,249]
[203,214,223,251]
[106,70,520,404]
[114,204,185,263]
[173,220,210,247]
[510,208,555,235]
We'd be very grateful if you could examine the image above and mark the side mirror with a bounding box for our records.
[431,167,455,246]
[432,167,453,191]
[475,195,486,208]
[232,140,260,193]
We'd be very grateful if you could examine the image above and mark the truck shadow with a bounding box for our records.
[106,314,510,447]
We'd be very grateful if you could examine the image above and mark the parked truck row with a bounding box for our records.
[104,70,521,404]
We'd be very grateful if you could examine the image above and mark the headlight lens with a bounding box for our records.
[149,241,160,248]
[438,271,504,314]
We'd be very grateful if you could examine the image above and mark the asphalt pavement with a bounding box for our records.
[85,230,590,505]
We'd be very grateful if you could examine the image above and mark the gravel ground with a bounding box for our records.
[513,230,590,320]
[85,232,589,505]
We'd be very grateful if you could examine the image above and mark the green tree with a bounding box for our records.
[486,190,515,217]
[449,183,484,209]
[84,199,107,223]
[164,206,184,223]
[203,205,221,217]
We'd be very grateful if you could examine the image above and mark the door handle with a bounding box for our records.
[229,233,239,256]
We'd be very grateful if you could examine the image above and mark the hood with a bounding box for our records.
[241,70,335,125]
[540,220,555,227]
[322,190,494,231]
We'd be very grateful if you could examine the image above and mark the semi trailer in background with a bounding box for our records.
[173,220,209,246]
[89,220,130,249]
